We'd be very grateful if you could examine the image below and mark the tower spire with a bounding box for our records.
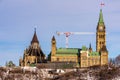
[99,9,104,23]
[89,43,92,49]
[31,28,39,44]
[99,2,105,24]
[34,27,36,33]
[89,43,92,52]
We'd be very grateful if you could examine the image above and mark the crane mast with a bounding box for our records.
[56,31,94,48]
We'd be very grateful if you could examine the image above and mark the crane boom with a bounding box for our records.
[56,31,95,48]
[71,32,94,35]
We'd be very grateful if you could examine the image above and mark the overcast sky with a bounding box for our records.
[0,0,120,66]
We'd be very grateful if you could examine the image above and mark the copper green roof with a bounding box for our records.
[56,48,80,54]
[81,46,87,51]
[88,52,100,56]
[98,9,104,25]
[55,53,77,56]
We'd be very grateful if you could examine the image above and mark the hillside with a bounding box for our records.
[0,65,120,80]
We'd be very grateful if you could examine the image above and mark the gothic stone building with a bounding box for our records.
[50,9,108,67]
[19,30,45,66]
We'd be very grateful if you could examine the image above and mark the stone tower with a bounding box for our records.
[51,36,56,56]
[51,36,57,61]
[96,9,108,66]
[96,9,106,52]
[100,45,108,66]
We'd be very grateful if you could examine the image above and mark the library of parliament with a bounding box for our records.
[19,9,108,67]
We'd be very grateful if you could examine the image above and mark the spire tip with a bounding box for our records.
[34,27,36,33]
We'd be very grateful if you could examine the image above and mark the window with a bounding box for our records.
[82,57,87,60]
[102,42,104,44]
[57,58,59,61]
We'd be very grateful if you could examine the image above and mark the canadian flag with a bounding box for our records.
[100,2,105,7]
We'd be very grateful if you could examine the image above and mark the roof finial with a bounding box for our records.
[34,27,36,33]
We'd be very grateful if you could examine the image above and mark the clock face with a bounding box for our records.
[99,26,103,30]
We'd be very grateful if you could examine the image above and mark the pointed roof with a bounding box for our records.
[31,28,39,44]
[89,43,92,50]
[98,9,104,24]
[89,43,91,48]
[52,36,56,41]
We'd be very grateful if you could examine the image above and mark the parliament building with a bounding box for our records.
[50,9,108,67]
[19,9,108,67]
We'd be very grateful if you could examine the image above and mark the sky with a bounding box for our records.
[0,0,120,66]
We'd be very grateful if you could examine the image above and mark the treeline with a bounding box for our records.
[109,54,120,66]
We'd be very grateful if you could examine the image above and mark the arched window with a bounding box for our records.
[57,58,59,61]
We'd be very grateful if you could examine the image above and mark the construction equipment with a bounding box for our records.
[56,31,95,48]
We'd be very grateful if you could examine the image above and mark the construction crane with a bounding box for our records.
[56,31,95,48]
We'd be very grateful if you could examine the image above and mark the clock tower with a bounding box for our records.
[96,9,106,52]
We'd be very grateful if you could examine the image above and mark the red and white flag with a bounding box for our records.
[100,2,105,7]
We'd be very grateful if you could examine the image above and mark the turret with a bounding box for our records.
[89,43,92,53]
[100,45,108,66]
[51,36,56,56]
